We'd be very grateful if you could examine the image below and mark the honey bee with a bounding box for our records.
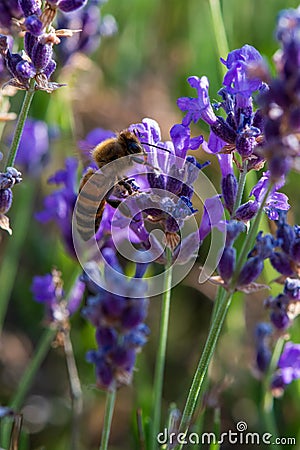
[75,130,148,241]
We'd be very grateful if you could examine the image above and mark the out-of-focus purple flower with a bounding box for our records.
[271,342,300,394]
[254,322,273,373]
[48,0,88,13]
[277,342,300,384]
[267,212,300,278]
[56,2,117,64]
[81,251,149,391]
[0,1,23,31]
[36,158,78,257]
[32,270,84,322]
[9,118,50,175]
[78,128,116,165]
[250,171,290,220]
[257,7,300,179]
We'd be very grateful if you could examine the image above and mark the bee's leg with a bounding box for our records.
[118,178,140,194]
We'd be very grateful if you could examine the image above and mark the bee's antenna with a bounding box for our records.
[132,127,172,153]
[140,141,172,153]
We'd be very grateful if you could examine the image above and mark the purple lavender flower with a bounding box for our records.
[82,250,149,391]
[178,46,264,165]
[36,158,78,257]
[125,119,205,250]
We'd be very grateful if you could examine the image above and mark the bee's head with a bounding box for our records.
[119,130,144,154]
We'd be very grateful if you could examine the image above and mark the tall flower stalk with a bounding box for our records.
[151,250,173,450]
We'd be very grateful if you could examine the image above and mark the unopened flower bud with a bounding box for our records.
[25,15,43,36]
[222,173,237,214]
[256,344,271,373]
[31,42,53,72]
[238,256,263,286]
[16,60,36,79]
[236,134,255,158]
[218,246,236,282]
[19,0,41,17]
[211,116,237,144]
[270,252,293,276]
[235,200,259,222]
[58,0,87,13]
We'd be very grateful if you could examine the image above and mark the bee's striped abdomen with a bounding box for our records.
[76,169,106,241]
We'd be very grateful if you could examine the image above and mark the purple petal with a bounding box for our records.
[199,195,225,241]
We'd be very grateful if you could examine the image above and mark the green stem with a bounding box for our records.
[6,79,35,168]
[232,160,248,215]
[261,337,285,450]
[99,390,116,450]
[174,290,232,450]
[1,327,56,448]
[64,329,83,450]
[208,0,229,79]
[151,249,173,450]
[0,181,36,333]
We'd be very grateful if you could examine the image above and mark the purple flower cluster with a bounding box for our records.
[81,250,149,391]
[257,7,300,180]
[268,211,300,278]
[176,45,291,225]
[177,45,265,168]
[32,269,84,322]
[0,0,91,92]
[253,213,300,391]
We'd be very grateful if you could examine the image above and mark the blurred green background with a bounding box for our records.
[1,0,300,449]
